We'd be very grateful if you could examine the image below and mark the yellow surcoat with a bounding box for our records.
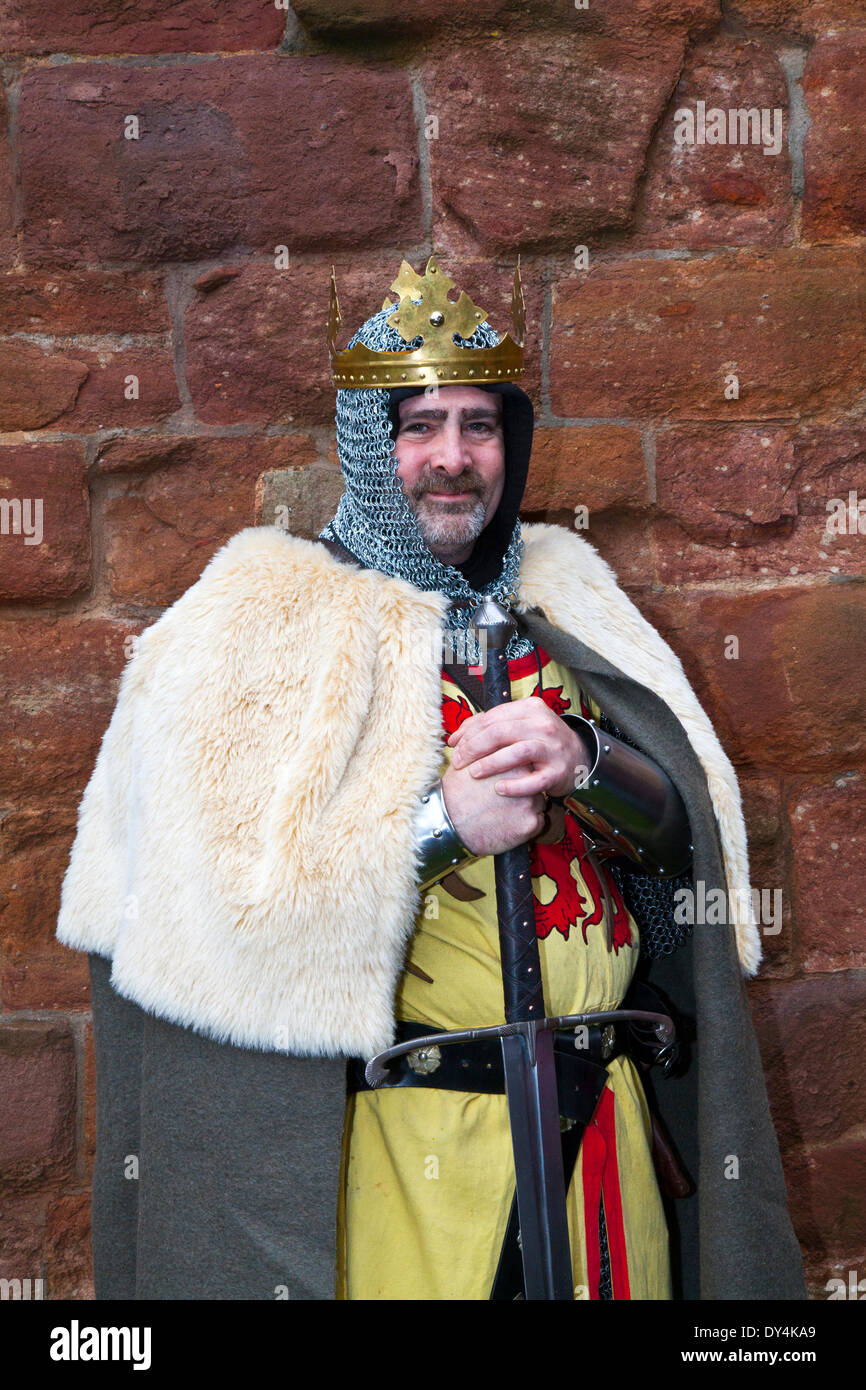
[337,645,671,1300]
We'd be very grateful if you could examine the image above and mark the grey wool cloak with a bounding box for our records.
[57,521,807,1300]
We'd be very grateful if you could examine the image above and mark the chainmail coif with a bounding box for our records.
[319,301,533,663]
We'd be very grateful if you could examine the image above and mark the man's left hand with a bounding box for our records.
[447,697,592,800]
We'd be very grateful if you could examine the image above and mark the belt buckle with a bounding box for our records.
[655,1040,680,1077]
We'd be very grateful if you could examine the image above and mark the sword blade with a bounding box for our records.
[500,1026,574,1300]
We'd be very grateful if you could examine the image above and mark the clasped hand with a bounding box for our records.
[440,698,592,858]
[449,697,590,797]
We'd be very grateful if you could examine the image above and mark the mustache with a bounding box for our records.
[414,473,483,497]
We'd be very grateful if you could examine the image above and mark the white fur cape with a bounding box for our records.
[57,522,759,1058]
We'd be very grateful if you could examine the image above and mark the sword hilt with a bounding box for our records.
[471,597,544,1025]
[364,1009,676,1088]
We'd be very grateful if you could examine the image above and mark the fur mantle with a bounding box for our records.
[57,522,759,1058]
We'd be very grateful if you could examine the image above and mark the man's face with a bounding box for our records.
[392,385,506,566]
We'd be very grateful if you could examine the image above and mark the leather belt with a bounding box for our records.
[346,1018,624,1127]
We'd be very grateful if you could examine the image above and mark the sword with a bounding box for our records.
[470,596,573,1298]
[365,599,676,1299]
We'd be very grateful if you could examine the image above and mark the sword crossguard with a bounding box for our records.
[364,1009,675,1088]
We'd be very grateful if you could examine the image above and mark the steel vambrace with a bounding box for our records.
[556,715,693,877]
[413,779,483,892]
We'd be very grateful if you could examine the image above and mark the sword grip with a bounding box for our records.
[493,847,544,1024]
[483,628,546,1026]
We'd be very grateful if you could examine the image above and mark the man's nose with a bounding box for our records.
[428,422,472,473]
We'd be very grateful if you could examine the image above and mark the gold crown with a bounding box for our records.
[328,253,525,389]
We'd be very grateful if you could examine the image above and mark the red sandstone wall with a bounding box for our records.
[0,0,863,1301]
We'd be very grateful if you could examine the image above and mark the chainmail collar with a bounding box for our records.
[318,301,534,662]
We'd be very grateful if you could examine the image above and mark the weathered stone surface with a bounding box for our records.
[636,37,792,248]
[0,1196,46,1283]
[545,0,722,29]
[423,32,685,256]
[0,802,91,1011]
[0,1021,76,1188]
[0,270,176,429]
[0,618,141,802]
[572,511,655,592]
[660,425,792,534]
[803,34,866,242]
[186,259,383,427]
[44,1194,93,1300]
[497,420,651,583]
[98,435,319,605]
[790,776,866,973]
[0,339,179,431]
[653,424,866,583]
[521,504,655,592]
[739,774,792,977]
[294,0,508,26]
[639,585,866,772]
[0,270,169,334]
[185,255,543,427]
[804,1256,866,1302]
[0,445,90,602]
[728,0,866,36]
[783,1140,866,1270]
[20,58,421,265]
[259,464,345,539]
[655,425,798,568]
[551,251,866,420]
[790,426,866,553]
[0,85,14,269]
[295,0,718,34]
[0,341,89,431]
[0,0,284,54]
[523,426,646,514]
[749,975,866,1150]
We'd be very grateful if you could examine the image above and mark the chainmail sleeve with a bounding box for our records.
[597,712,694,960]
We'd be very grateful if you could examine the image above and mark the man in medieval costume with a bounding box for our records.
[57,255,805,1301]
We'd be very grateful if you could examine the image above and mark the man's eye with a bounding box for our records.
[403,422,429,434]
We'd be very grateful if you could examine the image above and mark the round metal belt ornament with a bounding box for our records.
[406,1044,442,1075]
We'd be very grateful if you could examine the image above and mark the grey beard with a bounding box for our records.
[411,493,487,552]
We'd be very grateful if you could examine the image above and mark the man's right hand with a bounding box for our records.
[441,761,547,857]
